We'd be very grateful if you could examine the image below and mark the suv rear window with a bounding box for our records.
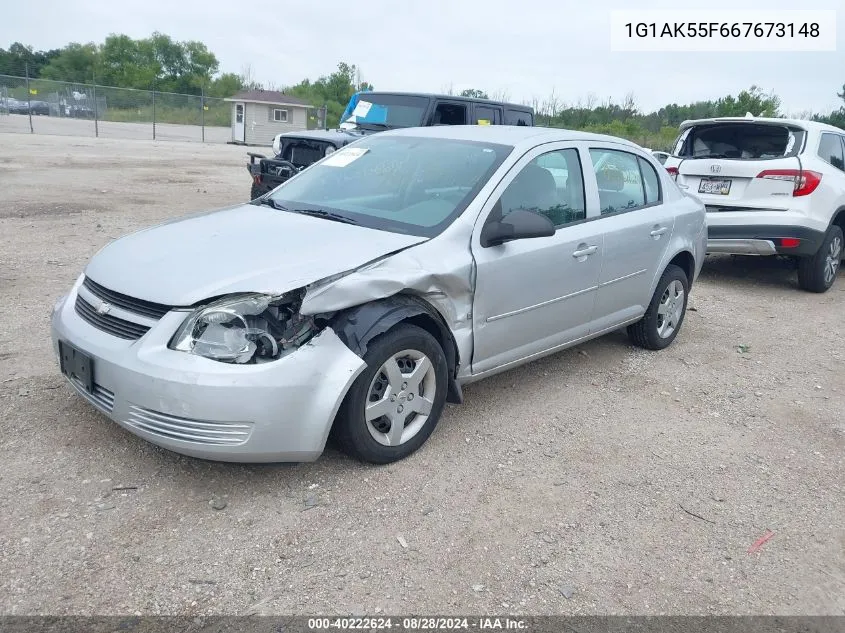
[673,123,806,160]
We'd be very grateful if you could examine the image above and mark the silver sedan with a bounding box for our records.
[51,126,707,464]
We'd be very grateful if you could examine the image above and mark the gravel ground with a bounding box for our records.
[0,133,843,616]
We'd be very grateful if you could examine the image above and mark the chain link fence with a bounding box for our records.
[0,74,231,143]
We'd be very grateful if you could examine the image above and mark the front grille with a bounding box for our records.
[125,405,253,446]
[68,376,115,413]
[83,277,172,319]
[75,295,151,340]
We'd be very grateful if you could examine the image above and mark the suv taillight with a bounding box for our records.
[756,169,822,197]
[665,166,679,180]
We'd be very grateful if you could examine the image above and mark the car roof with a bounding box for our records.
[679,116,844,134]
[362,91,533,111]
[378,124,644,149]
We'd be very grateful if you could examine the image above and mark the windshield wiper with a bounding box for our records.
[690,153,732,159]
[254,198,357,224]
[292,208,359,225]
[253,197,288,210]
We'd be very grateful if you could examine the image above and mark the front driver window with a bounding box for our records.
[496,149,586,228]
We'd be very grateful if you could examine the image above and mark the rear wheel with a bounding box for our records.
[797,225,842,293]
[334,324,448,464]
[628,264,689,351]
[250,182,263,200]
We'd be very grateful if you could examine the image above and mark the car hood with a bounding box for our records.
[84,204,427,306]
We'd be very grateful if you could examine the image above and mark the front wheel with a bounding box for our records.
[334,324,448,464]
[797,225,842,293]
[627,264,689,351]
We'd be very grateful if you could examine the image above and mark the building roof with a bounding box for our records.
[224,90,311,106]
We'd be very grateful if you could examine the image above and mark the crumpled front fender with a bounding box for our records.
[299,238,475,402]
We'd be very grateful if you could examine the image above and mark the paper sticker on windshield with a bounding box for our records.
[352,101,372,118]
[322,147,369,167]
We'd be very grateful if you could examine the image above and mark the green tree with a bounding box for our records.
[208,72,244,98]
[98,34,156,89]
[0,42,61,76]
[460,88,489,99]
[284,62,371,126]
[40,43,99,82]
[715,85,781,117]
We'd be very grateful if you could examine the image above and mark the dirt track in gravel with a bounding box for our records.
[0,133,843,616]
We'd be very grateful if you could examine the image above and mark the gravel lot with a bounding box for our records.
[1,133,843,617]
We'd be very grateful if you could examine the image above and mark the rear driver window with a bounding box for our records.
[589,149,649,214]
[818,133,845,171]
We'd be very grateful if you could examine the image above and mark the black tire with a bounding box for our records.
[797,225,843,293]
[250,183,263,200]
[627,264,689,351]
[334,324,448,464]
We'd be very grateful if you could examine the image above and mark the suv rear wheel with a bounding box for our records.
[797,225,842,293]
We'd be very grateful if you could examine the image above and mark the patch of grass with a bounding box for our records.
[103,104,229,127]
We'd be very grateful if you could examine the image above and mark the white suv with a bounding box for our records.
[664,116,845,292]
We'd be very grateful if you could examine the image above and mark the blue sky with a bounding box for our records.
[4,0,844,115]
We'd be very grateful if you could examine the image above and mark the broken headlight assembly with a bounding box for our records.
[169,292,321,364]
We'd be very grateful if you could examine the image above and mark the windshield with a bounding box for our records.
[266,135,512,237]
[341,94,430,130]
[674,123,806,160]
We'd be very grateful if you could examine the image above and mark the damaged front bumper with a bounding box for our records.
[50,287,366,463]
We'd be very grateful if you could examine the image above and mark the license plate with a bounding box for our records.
[699,178,732,195]
[59,340,94,393]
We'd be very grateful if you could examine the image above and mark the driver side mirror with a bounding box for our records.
[480,208,556,248]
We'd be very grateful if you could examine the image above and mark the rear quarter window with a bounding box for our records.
[818,133,845,170]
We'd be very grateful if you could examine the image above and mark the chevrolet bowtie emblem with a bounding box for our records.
[96,301,112,315]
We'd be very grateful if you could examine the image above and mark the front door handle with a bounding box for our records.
[572,245,598,258]
[650,226,668,238]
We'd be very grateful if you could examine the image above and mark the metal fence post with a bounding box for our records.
[25,63,33,133]
[201,85,205,143]
[92,73,99,138]
[152,87,156,140]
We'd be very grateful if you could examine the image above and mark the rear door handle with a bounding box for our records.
[572,245,598,258]
[650,227,668,238]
